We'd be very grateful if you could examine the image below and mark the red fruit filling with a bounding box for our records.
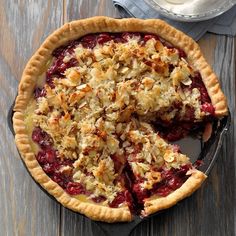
[33,127,74,187]
[97,33,113,45]
[32,127,53,148]
[158,122,196,142]
[201,102,215,115]
[91,195,107,203]
[109,190,133,209]
[151,164,191,197]
[52,40,80,58]
[37,148,56,164]
[143,34,160,42]
[132,183,150,204]
[46,57,78,83]
[124,164,192,205]
[191,72,211,103]
[154,72,215,141]
[66,182,87,195]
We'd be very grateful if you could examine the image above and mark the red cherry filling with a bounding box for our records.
[155,186,173,197]
[155,73,215,141]
[51,173,70,189]
[32,128,74,189]
[52,40,80,58]
[191,72,212,103]
[190,73,215,116]
[156,121,195,142]
[143,34,160,42]
[91,195,107,203]
[46,57,78,83]
[168,176,183,190]
[32,127,53,148]
[97,33,113,45]
[80,34,97,48]
[122,164,192,204]
[132,183,150,204]
[151,165,191,197]
[66,182,87,195]
[36,148,56,164]
[109,190,133,208]
[32,128,108,203]
[201,102,215,115]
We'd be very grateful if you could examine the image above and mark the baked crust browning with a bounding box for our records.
[143,170,207,216]
[13,16,227,222]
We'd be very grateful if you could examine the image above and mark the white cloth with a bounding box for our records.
[113,0,236,40]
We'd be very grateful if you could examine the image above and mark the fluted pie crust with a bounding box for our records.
[13,16,227,222]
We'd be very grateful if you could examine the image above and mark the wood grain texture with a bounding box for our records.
[65,0,119,21]
[0,0,63,235]
[0,0,235,235]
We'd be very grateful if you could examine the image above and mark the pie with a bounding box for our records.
[13,16,228,222]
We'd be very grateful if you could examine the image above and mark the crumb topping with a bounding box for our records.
[29,34,211,205]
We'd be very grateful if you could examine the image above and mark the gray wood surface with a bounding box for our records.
[0,1,235,235]
[0,1,63,236]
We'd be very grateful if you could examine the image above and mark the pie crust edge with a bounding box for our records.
[13,16,225,222]
[143,170,207,215]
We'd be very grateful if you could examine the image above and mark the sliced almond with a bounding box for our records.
[120,67,129,74]
[77,84,92,93]
[155,40,164,52]
[181,77,192,86]
[164,152,175,163]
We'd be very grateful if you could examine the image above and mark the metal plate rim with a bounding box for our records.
[145,0,236,22]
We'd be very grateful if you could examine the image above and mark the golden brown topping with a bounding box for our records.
[31,35,203,202]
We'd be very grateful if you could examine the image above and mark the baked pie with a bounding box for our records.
[13,17,228,222]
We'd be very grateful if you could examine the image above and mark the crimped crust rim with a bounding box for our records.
[143,170,207,216]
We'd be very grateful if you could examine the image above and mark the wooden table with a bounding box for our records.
[1,1,235,235]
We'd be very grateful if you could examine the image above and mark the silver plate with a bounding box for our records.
[145,0,236,22]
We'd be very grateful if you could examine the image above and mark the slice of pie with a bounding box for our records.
[13,17,228,222]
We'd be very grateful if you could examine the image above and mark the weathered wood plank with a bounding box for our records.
[65,0,119,22]
[0,0,63,235]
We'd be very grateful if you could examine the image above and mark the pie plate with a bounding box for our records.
[8,102,230,236]
[144,0,236,22]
